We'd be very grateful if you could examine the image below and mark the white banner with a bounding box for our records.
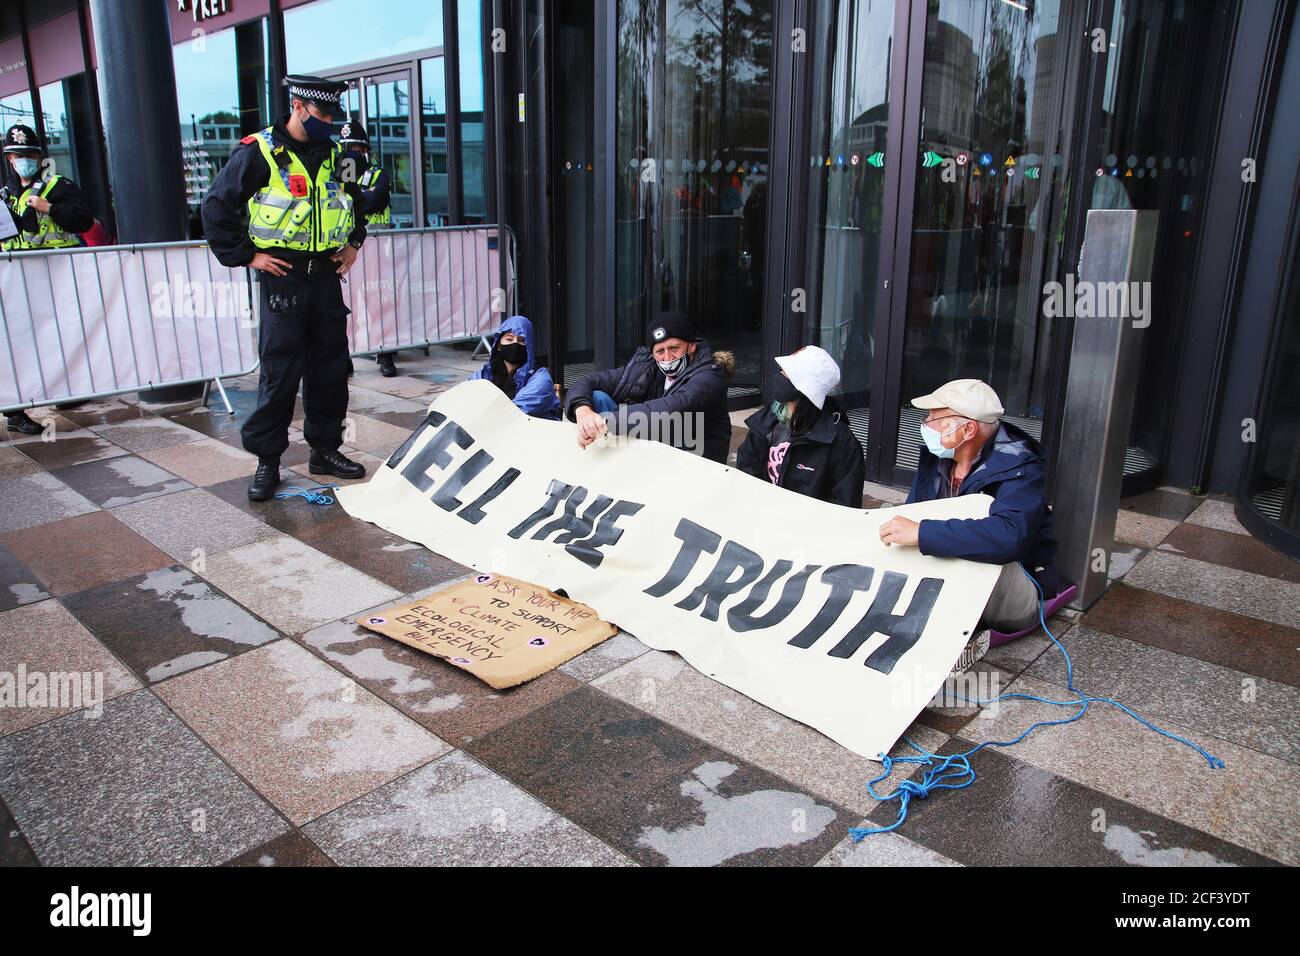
[338,380,1002,760]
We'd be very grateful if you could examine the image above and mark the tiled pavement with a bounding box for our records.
[2,347,1299,866]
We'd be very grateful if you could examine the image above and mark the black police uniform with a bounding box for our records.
[3,124,95,435]
[200,77,367,496]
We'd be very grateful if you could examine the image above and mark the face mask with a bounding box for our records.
[770,374,801,404]
[12,157,38,179]
[497,341,528,366]
[771,399,793,425]
[299,109,335,143]
[344,150,367,172]
[657,354,687,376]
[921,421,967,459]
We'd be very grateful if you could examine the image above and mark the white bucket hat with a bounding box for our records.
[774,346,841,409]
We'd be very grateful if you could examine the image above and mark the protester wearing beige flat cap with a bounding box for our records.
[877,378,1071,674]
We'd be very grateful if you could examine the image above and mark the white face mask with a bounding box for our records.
[921,420,967,459]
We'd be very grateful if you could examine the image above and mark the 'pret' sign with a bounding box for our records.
[178,0,231,21]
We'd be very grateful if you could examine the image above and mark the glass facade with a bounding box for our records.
[615,0,773,392]
[896,0,1070,467]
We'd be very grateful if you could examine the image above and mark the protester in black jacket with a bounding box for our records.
[565,311,734,463]
[736,346,865,507]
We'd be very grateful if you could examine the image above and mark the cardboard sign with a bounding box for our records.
[338,380,1002,760]
[357,572,616,689]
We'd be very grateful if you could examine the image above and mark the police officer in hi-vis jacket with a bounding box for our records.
[201,75,369,501]
[2,123,94,436]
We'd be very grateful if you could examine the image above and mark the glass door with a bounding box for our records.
[333,69,417,228]
[801,0,898,464]
[615,0,774,403]
[893,0,1073,472]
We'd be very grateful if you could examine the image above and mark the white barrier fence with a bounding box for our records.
[0,224,516,413]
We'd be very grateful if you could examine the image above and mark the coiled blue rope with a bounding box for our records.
[850,567,1225,839]
[273,484,339,506]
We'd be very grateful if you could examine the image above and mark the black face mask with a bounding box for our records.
[770,374,802,404]
[497,341,528,366]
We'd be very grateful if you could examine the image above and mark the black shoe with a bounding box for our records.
[248,457,281,501]
[309,448,366,480]
[5,411,43,435]
[378,353,398,377]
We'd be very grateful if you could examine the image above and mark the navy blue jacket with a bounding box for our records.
[906,421,1066,594]
[564,340,734,462]
[470,314,560,419]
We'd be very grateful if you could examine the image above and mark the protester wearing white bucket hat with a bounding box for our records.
[735,346,865,507]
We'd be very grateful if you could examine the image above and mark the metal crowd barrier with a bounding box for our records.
[0,223,517,415]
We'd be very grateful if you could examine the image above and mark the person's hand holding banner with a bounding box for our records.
[879,516,921,547]
[574,405,609,449]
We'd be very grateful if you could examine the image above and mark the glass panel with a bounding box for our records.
[554,0,595,383]
[0,89,36,131]
[897,0,1069,469]
[174,21,272,215]
[1247,237,1300,533]
[458,0,487,223]
[803,0,896,457]
[420,55,450,226]
[616,0,774,395]
[37,80,76,183]
[365,73,415,227]
[285,0,443,74]
[1091,0,1231,482]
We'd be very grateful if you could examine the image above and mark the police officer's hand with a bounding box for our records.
[27,196,51,214]
[331,244,358,276]
[249,252,291,277]
[878,516,921,548]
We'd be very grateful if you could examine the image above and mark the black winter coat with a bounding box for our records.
[735,397,866,507]
[564,340,733,463]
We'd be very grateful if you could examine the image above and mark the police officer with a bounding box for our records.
[201,75,369,501]
[3,124,94,435]
[339,120,401,377]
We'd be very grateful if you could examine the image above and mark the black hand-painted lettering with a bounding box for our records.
[458,468,521,524]
[728,561,821,632]
[643,518,722,597]
[565,500,644,568]
[675,539,764,622]
[786,564,875,649]
[385,410,447,468]
[508,479,573,539]
[399,419,473,492]
[432,449,494,512]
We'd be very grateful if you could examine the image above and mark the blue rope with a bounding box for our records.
[850,567,1225,839]
[273,484,339,506]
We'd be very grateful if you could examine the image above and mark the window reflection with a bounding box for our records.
[420,56,449,226]
[285,0,444,74]
[458,0,486,222]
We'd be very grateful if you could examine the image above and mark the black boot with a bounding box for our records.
[247,457,281,502]
[309,448,366,480]
[5,411,44,435]
[378,352,398,377]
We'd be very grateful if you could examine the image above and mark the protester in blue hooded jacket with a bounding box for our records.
[877,378,1071,674]
[470,315,560,419]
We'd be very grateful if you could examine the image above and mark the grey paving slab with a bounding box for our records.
[1026,623,1300,764]
[156,639,448,824]
[1124,549,1300,629]
[0,471,98,534]
[1185,498,1251,536]
[864,741,1275,867]
[971,672,1300,865]
[0,689,287,865]
[593,649,950,815]
[816,829,962,867]
[306,750,632,866]
[109,486,281,563]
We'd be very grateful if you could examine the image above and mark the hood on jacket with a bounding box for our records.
[485,314,538,390]
[745,394,847,444]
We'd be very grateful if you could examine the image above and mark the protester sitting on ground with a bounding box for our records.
[877,378,1070,672]
[470,314,559,419]
[564,311,734,462]
[735,346,865,507]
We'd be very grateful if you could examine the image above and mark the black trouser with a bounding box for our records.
[242,268,351,460]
